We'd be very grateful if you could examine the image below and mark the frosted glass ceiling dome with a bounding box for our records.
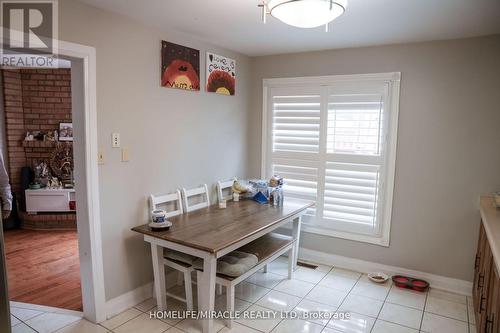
[267,0,347,28]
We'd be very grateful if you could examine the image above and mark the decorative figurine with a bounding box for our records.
[34,161,50,186]
[47,177,61,189]
[50,143,74,188]
[45,131,56,142]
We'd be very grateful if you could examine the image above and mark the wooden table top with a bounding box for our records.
[132,198,313,254]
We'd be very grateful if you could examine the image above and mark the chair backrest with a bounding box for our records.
[216,179,234,202]
[149,190,183,219]
[181,184,210,212]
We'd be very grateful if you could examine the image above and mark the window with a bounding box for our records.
[262,73,400,246]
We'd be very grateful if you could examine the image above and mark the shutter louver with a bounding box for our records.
[272,159,318,217]
[272,95,321,153]
[323,162,379,229]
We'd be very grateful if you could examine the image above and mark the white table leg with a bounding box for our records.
[291,216,302,271]
[198,255,217,333]
[150,243,167,311]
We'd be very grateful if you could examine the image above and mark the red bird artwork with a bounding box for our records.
[162,59,200,91]
[161,41,200,91]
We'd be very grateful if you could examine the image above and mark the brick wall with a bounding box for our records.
[1,68,72,197]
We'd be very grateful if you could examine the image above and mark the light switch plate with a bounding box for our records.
[112,133,120,148]
[122,148,129,162]
[98,151,104,164]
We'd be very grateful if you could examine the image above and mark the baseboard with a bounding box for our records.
[299,247,473,296]
[104,271,179,319]
[10,301,84,317]
[105,282,153,319]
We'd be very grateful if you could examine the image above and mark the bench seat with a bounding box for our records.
[196,232,296,329]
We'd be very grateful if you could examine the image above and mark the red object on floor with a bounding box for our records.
[392,275,429,292]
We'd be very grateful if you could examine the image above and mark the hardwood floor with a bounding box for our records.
[4,229,82,311]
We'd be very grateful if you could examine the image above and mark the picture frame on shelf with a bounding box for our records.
[59,123,73,141]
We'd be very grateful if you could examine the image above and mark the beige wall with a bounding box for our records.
[58,0,252,300]
[249,35,500,281]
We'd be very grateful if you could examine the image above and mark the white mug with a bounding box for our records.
[151,209,166,223]
[233,192,240,202]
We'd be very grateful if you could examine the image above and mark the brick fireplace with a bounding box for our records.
[1,68,76,229]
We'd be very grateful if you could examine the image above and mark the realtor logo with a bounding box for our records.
[0,0,58,67]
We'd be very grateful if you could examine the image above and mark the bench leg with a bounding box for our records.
[263,264,268,273]
[225,285,234,328]
[292,216,302,271]
[288,245,295,280]
[184,270,193,311]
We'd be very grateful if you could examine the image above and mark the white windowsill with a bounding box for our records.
[299,223,390,247]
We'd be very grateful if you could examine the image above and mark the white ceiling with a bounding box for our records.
[79,0,500,56]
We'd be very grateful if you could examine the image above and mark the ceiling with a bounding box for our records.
[79,0,500,56]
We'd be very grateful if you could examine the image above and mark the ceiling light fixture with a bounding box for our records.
[259,0,347,32]
[259,0,347,31]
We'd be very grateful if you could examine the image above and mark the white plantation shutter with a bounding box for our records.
[322,162,380,234]
[263,74,400,246]
[272,94,321,153]
[268,89,322,219]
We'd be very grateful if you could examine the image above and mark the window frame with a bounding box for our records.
[261,72,401,247]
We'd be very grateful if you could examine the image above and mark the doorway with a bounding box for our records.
[0,38,105,328]
[1,65,82,311]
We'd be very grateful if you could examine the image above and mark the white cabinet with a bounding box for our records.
[25,189,76,213]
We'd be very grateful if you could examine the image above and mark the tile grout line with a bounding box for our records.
[10,303,47,332]
[251,263,335,333]
[18,319,41,333]
[369,282,393,333]
[298,263,336,330]
[422,293,470,325]
[105,308,146,333]
[273,263,336,333]
[420,289,429,332]
[322,266,361,330]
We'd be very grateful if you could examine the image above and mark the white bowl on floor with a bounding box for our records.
[368,272,389,283]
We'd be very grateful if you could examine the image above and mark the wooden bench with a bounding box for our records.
[196,232,295,328]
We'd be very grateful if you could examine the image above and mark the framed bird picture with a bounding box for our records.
[161,41,200,91]
[206,52,236,96]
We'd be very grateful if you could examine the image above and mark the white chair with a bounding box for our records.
[216,179,234,202]
[181,184,223,296]
[181,184,210,212]
[217,178,272,273]
[149,190,195,310]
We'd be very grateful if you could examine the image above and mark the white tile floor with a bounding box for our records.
[8,257,477,333]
